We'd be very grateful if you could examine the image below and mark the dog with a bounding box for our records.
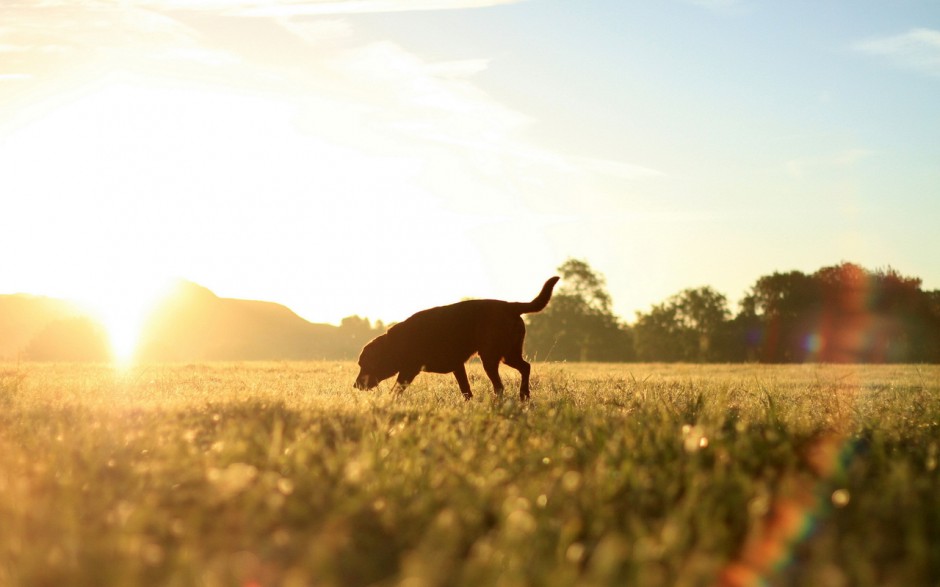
[354,277,559,400]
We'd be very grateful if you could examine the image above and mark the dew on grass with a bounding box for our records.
[505,509,536,537]
[682,425,708,453]
[207,462,258,498]
[562,471,582,492]
[831,489,850,508]
[566,542,586,563]
[276,477,294,495]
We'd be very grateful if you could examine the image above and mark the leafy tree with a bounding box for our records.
[525,259,633,361]
[634,287,731,362]
[337,315,385,358]
[926,290,940,319]
[924,290,940,361]
[738,263,940,363]
[738,270,819,362]
[674,286,732,360]
[633,301,684,362]
[817,263,938,362]
[555,258,614,314]
[532,260,940,364]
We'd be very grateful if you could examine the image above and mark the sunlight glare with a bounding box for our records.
[78,276,176,365]
[2,76,500,326]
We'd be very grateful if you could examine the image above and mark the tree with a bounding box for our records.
[737,263,940,363]
[634,287,732,362]
[525,259,633,361]
[738,270,819,362]
[813,263,938,362]
[337,316,385,358]
[555,258,613,314]
[924,290,940,362]
[633,301,684,362]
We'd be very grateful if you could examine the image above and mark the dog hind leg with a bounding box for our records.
[503,354,531,400]
[480,353,505,398]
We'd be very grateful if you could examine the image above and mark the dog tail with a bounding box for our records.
[514,276,560,314]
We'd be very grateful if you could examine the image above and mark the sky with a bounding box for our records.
[1,0,939,339]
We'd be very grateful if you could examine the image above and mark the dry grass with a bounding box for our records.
[0,361,938,586]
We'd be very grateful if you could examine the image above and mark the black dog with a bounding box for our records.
[354,277,559,400]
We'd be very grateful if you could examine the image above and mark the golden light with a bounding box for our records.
[2,75,494,338]
[77,276,176,365]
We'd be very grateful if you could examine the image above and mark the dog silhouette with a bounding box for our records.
[354,277,559,400]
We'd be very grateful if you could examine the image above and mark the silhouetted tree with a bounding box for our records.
[556,258,614,315]
[338,316,385,357]
[633,301,684,362]
[634,286,731,362]
[5,262,937,364]
[926,290,940,319]
[738,263,940,363]
[526,259,634,361]
[814,263,939,362]
[739,270,819,362]
[925,290,940,361]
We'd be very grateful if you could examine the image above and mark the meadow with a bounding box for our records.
[0,361,937,587]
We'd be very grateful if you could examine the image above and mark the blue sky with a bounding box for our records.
[1,0,938,334]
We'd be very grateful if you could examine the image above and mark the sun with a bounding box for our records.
[75,275,176,365]
[3,74,506,333]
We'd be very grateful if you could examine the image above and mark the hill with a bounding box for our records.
[136,281,362,361]
[0,282,381,361]
[0,294,91,359]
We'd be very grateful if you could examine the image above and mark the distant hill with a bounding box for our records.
[0,295,91,359]
[136,281,362,361]
[0,281,383,362]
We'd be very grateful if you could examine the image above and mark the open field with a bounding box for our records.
[1,362,938,587]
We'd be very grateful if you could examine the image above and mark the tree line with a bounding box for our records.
[13,259,940,363]
[525,259,940,363]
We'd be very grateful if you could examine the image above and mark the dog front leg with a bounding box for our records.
[453,364,473,401]
[394,367,420,396]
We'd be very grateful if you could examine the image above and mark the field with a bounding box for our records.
[0,362,938,587]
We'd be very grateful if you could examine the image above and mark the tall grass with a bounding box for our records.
[0,362,937,586]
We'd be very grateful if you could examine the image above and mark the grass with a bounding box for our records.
[0,361,938,586]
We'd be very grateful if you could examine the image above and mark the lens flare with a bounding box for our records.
[717,371,865,587]
[78,276,176,365]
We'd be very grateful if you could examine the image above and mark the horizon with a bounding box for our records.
[6,259,939,365]
[4,257,934,331]
[3,1,939,358]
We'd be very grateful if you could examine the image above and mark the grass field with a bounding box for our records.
[1,361,938,587]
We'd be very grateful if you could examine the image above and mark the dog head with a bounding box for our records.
[354,334,398,390]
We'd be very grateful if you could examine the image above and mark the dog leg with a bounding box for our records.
[394,367,420,396]
[480,354,504,398]
[452,364,473,400]
[504,354,531,400]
